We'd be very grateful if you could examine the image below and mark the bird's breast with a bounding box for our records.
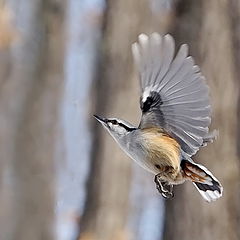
[141,128,181,173]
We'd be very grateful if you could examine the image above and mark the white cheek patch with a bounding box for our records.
[108,123,127,135]
[112,125,126,135]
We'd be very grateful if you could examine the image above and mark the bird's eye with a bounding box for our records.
[111,120,118,125]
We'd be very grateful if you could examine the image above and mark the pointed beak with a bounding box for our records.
[93,115,107,125]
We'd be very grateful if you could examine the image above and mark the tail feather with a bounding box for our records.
[181,160,223,202]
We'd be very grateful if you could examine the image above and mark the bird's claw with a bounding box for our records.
[154,175,174,199]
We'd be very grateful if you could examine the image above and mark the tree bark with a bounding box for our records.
[79,1,172,240]
[164,1,240,240]
[0,1,64,239]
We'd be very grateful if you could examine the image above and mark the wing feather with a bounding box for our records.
[132,33,213,156]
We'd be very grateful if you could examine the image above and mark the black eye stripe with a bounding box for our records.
[118,123,125,128]
[107,119,136,132]
[119,122,136,131]
[108,120,118,124]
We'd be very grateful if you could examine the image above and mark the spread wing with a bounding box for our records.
[132,33,212,156]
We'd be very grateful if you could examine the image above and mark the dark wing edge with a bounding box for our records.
[132,33,214,156]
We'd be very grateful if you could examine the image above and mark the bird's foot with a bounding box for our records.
[154,174,174,199]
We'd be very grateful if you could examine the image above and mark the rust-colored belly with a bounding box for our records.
[142,127,181,180]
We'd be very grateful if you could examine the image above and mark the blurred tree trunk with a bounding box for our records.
[79,1,172,240]
[164,1,240,240]
[0,0,64,239]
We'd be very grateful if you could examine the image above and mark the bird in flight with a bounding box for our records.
[94,33,223,202]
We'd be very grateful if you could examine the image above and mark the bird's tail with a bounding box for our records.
[181,159,223,202]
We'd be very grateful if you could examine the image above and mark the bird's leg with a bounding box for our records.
[154,174,165,193]
[161,181,174,199]
[154,174,174,199]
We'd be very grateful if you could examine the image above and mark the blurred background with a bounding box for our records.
[0,0,239,240]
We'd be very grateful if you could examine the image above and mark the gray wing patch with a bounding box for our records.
[132,33,212,156]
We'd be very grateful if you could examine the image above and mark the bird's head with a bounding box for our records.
[94,115,136,139]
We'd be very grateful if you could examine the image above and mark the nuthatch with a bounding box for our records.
[94,33,223,202]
